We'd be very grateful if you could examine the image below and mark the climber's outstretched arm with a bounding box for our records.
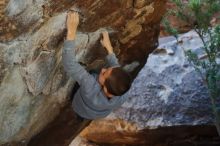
[62,12,96,90]
[101,31,120,67]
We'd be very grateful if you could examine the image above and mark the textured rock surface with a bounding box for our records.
[80,30,217,145]
[70,136,98,146]
[0,0,166,144]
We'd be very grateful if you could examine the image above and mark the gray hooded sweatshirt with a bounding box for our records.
[62,40,127,119]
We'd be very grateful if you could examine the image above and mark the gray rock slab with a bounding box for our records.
[107,30,214,129]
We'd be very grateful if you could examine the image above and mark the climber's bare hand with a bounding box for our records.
[100,31,113,54]
[67,11,79,40]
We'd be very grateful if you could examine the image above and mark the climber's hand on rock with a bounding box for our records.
[100,31,113,54]
[67,11,79,40]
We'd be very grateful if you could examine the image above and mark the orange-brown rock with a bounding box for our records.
[81,123,219,146]
[0,0,166,145]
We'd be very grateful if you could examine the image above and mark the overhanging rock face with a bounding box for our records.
[0,0,166,144]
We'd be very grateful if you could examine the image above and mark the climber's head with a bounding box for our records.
[98,67,131,98]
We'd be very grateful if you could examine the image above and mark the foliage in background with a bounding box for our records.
[162,0,220,135]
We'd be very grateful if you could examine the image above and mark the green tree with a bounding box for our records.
[162,0,220,135]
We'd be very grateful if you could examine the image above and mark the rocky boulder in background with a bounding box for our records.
[0,0,166,144]
[76,30,218,146]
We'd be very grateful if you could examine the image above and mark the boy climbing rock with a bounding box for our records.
[28,11,131,146]
[64,11,131,120]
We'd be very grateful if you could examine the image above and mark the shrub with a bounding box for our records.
[163,0,220,135]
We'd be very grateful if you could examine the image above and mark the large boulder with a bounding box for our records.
[0,0,166,144]
[79,30,218,146]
